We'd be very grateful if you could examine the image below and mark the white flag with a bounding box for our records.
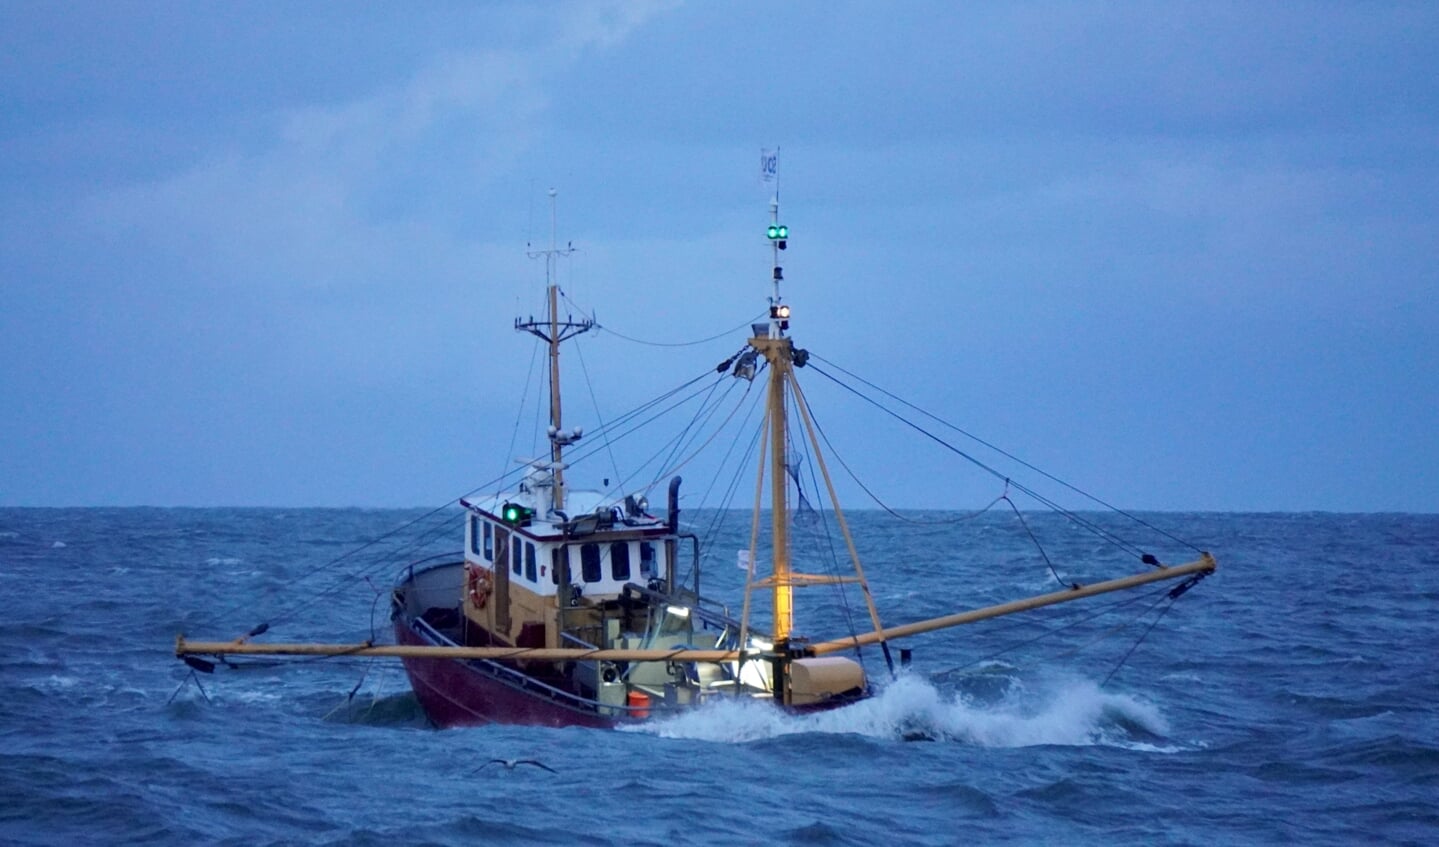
[759,148,779,185]
[737,549,752,572]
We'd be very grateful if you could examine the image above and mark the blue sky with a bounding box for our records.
[2,1,1435,511]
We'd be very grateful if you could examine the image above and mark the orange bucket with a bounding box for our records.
[626,690,651,719]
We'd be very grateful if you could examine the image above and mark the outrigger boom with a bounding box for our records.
[176,555,1213,664]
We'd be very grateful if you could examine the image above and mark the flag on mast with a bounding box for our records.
[759,147,779,186]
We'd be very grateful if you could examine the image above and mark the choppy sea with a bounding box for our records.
[1,508,1435,846]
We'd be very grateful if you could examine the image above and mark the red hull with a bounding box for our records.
[393,618,617,729]
[390,561,870,729]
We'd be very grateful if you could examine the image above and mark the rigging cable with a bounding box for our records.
[797,381,1012,526]
[999,490,1074,590]
[646,369,737,491]
[560,373,735,498]
[198,364,727,638]
[554,292,765,349]
[928,580,1174,681]
[498,335,544,501]
[788,384,896,676]
[1100,574,1204,687]
[811,353,1203,557]
[571,335,625,489]
[645,376,756,495]
[688,394,768,589]
[807,362,1156,563]
[790,400,872,674]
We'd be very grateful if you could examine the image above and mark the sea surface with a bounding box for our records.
[1,508,1435,846]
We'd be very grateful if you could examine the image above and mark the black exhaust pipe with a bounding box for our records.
[667,476,682,533]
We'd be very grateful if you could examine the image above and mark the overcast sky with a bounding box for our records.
[2,2,1435,511]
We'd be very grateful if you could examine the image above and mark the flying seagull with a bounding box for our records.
[476,758,557,774]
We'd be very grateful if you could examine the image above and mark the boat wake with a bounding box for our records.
[628,673,1175,750]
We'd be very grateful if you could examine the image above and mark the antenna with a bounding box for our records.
[765,198,790,337]
[516,188,593,511]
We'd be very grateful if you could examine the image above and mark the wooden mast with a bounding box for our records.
[518,188,592,512]
[547,263,564,507]
[766,339,792,640]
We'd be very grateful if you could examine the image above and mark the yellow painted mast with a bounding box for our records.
[762,335,792,639]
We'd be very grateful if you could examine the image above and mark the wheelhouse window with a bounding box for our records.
[482,522,493,561]
[610,542,631,582]
[640,542,656,578]
[468,516,482,556]
[524,542,537,582]
[512,537,522,575]
[580,543,602,583]
[551,548,564,585]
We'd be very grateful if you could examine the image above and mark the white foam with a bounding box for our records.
[227,688,284,705]
[628,673,1171,749]
[51,541,66,548]
[1161,672,1202,683]
[206,557,243,565]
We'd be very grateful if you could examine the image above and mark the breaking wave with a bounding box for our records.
[627,673,1172,749]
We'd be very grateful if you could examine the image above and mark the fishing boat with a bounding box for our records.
[175,185,1216,729]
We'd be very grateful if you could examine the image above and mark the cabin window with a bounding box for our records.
[482,522,493,561]
[610,542,631,582]
[468,516,481,556]
[640,542,657,578]
[551,548,563,585]
[512,537,522,575]
[580,543,602,583]
[524,542,537,582]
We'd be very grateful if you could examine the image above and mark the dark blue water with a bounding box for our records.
[2,508,1436,845]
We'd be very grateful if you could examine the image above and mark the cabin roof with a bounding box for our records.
[461,488,668,540]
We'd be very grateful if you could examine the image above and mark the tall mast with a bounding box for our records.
[518,188,592,512]
[752,195,795,641]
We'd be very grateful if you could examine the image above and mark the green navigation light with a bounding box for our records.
[501,502,533,526]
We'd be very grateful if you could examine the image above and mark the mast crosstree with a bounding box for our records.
[516,188,593,511]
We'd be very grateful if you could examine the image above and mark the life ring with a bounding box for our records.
[467,566,493,609]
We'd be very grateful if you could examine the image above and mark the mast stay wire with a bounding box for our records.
[796,380,1011,526]
[557,289,764,349]
[571,335,625,490]
[646,369,738,492]
[645,375,757,497]
[587,373,732,504]
[811,353,1203,557]
[497,334,544,501]
[792,369,1072,592]
[787,393,870,672]
[682,367,770,590]
[683,415,764,594]
[807,362,1160,563]
[195,362,732,636]
[556,371,738,500]
[692,377,768,516]
[687,389,768,586]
